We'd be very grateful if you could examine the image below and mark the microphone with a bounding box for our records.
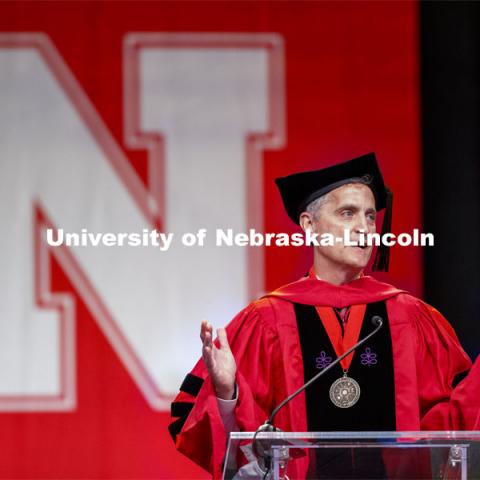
[252,316,384,473]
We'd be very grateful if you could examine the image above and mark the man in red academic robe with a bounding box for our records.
[169,153,480,479]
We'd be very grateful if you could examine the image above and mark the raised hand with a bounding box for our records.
[200,320,237,400]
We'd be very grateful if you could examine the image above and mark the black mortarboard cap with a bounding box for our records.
[275,152,393,272]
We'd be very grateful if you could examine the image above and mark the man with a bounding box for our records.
[169,153,480,479]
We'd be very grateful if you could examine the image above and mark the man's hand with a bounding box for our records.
[201,320,237,400]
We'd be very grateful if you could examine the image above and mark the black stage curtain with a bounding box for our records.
[421,1,480,358]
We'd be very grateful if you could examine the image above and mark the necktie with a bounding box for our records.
[334,306,351,333]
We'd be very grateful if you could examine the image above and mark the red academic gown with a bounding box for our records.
[169,275,480,479]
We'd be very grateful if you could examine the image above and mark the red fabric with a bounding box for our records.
[315,304,366,369]
[269,274,404,307]
[170,275,479,478]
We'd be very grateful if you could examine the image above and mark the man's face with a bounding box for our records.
[306,183,377,273]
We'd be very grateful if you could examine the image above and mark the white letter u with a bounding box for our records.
[46,228,63,246]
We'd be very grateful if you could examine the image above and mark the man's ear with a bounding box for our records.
[299,212,314,233]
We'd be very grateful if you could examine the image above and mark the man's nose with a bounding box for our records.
[354,215,368,232]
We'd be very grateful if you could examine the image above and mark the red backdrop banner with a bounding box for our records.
[0,1,420,478]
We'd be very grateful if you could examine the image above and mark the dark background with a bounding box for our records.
[422,1,480,358]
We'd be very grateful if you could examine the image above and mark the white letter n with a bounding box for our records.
[0,33,285,411]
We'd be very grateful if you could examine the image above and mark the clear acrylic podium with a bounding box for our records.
[223,431,480,480]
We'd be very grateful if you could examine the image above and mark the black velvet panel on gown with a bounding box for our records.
[294,301,396,479]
